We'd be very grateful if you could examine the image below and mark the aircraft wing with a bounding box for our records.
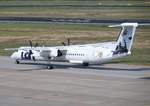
[4,48,19,51]
[40,48,62,57]
[40,50,51,57]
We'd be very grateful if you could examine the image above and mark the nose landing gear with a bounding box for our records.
[82,62,89,66]
[15,60,20,64]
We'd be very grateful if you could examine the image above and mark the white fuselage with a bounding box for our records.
[11,41,129,65]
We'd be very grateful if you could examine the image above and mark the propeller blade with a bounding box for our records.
[29,40,33,48]
[62,42,66,46]
[34,42,39,47]
[67,38,70,45]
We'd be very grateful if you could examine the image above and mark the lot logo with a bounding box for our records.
[21,50,33,60]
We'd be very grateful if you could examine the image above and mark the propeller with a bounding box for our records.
[61,38,71,46]
[28,40,39,48]
[62,42,66,46]
[34,42,39,48]
[28,40,38,61]
[67,38,70,45]
[29,40,33,48]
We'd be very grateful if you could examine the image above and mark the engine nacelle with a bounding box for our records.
[39,48,63,58]
[49,48,62,57]
[49,48,58,57]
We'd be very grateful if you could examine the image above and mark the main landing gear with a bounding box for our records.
[82,62,89,66]
[47,65,54,69]
[47,57,54,69]
[15,60,20,64]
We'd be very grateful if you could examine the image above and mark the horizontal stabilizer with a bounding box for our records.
[109,23,138,27]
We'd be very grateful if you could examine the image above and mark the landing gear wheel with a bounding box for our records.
[15,60,20,64]
[82,62,89,66]
[47,65,54,69]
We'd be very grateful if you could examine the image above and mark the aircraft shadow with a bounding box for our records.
[18,62,150,72]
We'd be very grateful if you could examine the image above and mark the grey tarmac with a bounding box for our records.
[0,56,150,106]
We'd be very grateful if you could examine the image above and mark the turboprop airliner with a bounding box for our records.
[7,23,138,69]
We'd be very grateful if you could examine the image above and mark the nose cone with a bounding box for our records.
[11,52,18,59]
[11,53,15,59]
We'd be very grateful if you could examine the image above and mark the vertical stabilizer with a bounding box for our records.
[111,23,138,55]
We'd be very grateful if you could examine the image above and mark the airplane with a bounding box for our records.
[7,23,138,69]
